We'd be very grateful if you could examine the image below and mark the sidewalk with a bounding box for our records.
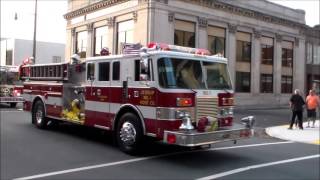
[266,120,320,145]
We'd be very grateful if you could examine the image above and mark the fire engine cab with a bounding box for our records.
[0,65,24,107]
[21,43,255,154]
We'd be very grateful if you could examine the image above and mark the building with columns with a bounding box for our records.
[305,25,320,95]
[64,0,310,106]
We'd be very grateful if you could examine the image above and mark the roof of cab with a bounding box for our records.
[85,50,228,64]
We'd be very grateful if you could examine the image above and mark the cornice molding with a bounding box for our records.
[64,0,130,20]
[180,0,306,29]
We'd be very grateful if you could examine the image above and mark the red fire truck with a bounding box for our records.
[21,43,255,154]
[0,65,24,107]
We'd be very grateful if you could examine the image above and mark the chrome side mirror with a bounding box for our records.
[241,116,255,128]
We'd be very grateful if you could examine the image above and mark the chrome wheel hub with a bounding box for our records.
[36,110,43,124]
[119,122,136,145]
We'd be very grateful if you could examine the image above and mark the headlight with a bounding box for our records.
[175,110,191,119]
[156,107,194,120]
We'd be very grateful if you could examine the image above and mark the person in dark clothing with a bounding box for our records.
[289,89,305,130]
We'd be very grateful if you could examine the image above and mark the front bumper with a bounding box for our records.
[163,123,254,147]
[0,96,24,103]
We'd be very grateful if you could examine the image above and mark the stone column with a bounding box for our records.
[86,23,94,57]
[106,17,115,54]
[197,17,207,49]
[293,37,306,95]
[251,30,261,94]
[274,34,282,94]
[226,24,237,88]
[134,10,149,46]
[71,28,77,56]
[65,28,72,61]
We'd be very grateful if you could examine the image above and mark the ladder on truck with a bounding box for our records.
[20,63,69,81]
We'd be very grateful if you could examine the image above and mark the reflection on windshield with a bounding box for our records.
[0,67,21,85]
[158,58,231,90]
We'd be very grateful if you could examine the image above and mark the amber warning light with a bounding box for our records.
[176,98,192,107]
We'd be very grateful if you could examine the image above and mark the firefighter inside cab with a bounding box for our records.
[20,42,255,154]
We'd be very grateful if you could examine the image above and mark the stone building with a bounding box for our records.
[305,25,320,94]
[64,0,308,106]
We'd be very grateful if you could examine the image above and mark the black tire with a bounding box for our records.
[32,101,48,129]
[116,113,143,155]
[10,103,17,108]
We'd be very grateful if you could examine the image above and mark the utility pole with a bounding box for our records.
[32,0,38,63]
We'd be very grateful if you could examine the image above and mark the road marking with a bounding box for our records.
[13,141,294,180]
[196,154,320,180]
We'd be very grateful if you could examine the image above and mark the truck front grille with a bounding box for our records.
[196,96,219,121]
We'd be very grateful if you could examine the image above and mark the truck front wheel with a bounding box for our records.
[116,113,143,155]
[32,101,48,129]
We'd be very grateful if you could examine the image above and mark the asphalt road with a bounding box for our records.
[1,107,319,180]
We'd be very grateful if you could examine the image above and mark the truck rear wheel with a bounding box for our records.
[116,113,143,155]
[32,101,48,129]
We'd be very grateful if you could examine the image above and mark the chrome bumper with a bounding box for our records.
[163,123,254,147]
[0,97,24,103]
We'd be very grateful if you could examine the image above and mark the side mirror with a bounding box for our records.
[241,116,255,128]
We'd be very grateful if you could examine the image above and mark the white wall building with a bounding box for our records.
[0,38,65,66]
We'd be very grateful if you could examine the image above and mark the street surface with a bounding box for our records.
[1,105,319,180]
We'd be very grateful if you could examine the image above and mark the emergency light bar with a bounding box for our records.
[147,42,211,56]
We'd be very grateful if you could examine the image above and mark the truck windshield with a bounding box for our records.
[0,66,21,85]
[158,57,232,90]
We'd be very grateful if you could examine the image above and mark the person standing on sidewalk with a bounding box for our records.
[289,89,305,130]
[306,89,320,128]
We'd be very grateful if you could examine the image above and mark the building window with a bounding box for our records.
[208,26,225,56]
[260,74,273,93]
[98,62,110,81]
[236,32,251,93]
[236,72,251,92]
[94,26,108,56]
[112,61,120,81]
[281,41,293,94]
[313,45,320,65]
[306,43,313,64]
[281,75,292,93]
[236,41,251,62]
[76,31,87,58]
[117,20,134,53]
[174,20,195,48]
[282,48,293,67]
[5,50,13,65]
[260,36,274,93]
[261,45,273,65]
[2,39,13,65]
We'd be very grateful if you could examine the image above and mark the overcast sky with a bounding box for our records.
[0,0,319,44]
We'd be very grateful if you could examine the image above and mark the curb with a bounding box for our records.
[265,120,320,145]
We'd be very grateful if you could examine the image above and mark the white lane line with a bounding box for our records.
[197,154,320,180]
[13,141,294,180]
